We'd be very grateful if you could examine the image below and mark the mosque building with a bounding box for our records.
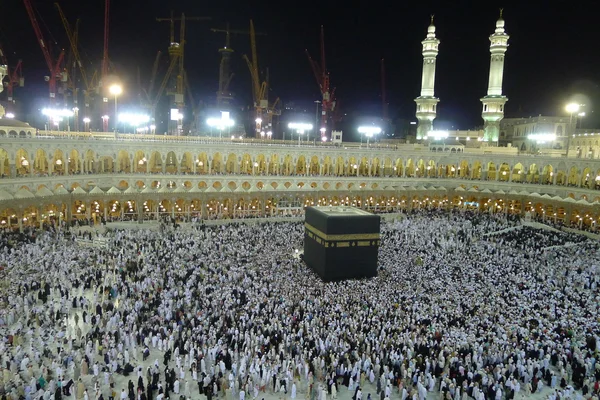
[0,12,599,231]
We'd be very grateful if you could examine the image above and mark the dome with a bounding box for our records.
[496,18,505,29]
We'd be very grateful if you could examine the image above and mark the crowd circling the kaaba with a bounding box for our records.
[0,210,599,400]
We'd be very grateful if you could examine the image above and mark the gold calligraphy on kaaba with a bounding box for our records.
[304,223,380,248]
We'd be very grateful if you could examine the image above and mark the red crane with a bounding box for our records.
[306,26,336,139]
[0,45,24,104]
[23,0,64,103]
[101,0,110,82]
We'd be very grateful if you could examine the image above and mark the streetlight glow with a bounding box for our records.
[119,113,150,126]
[83,117,91,123]
[358,126,382,136]
[5,113,14,119]
[109,84,123,96]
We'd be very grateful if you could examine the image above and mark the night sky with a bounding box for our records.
[1,0,600,133]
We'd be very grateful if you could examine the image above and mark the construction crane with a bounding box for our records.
[211,23,265,108]
[156,12,210,134]
[55,3,99,129]
[63,18,79,107]
[0,44,24,106]
[101,0,110,84]
[242,20,280,137]
[381,58,388,121]
[306,26,336,139]
[139,51,161,113]
[23,0,65,103]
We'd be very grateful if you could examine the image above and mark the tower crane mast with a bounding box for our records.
[156,12,210,134]
[23,0,64,103]
[55,3,98,124]
[210,23,265,108]
[242,20,279,137]
[0,44,24,105]
[306,26,336,139]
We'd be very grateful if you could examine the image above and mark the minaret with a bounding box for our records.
[415,16,440,140]
[481,10,509,143]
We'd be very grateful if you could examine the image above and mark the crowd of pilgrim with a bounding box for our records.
[0,210,599,400]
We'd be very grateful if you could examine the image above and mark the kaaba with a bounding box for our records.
[303,206,381,282]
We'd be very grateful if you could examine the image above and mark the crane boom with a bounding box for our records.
[55,3,90,90]
[23,0,64,101]
[0,44,24,103]
[102,0,110,81]
[305,25,335,138]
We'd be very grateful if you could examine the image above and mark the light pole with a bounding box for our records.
[83,117,91,132]
[288,123,313,147]
[358,126,382,147]
[565,103,581,157]
[255,118,262,137]
[109,84,123,133]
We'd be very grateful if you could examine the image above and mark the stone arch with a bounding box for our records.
[416,159,426,177]
[197,152,209,174]
[348,157,358,176]
[117,150,131,173]
[394,158,403,176]
[0,147,8,177]
[383,157,393,176]
[180,152,193,174]
[282,155,293,175]
[0,130,6,137]
[498,163,510,182]
[581,167,592,188]
[540,165,553,185]
[371,157,381,176]
[406,159,415,177]
[256,154,267,174]
[567,166,579,186]
[486,162,496,180]
[512,162,524,182]
[427,160,436,178]
[84,149,96,173]
[15,148,30,176]
[68,149,81,174]
[269,154,280,175]
[528,164,539,184]
[358,157,369,176]
[210,153,226,174]
[472,161,482,180]
[334,156,345,176]
[309,155,320,175]
[100,155,114,173]
[296,155,307,175]
[165,151,178,174]
[133,150,147,173]
[323,156,333,175]
[458,160,470,178]
[240,153,252,174]
[149,151,163,174]
[33,148,49,174]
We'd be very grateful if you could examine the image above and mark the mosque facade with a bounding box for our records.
[0,133,599,231]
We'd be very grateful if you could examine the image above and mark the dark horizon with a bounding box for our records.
[1,0,600,132]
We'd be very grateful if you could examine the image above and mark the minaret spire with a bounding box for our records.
[414,16,440,140]
[480,11,509,143]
